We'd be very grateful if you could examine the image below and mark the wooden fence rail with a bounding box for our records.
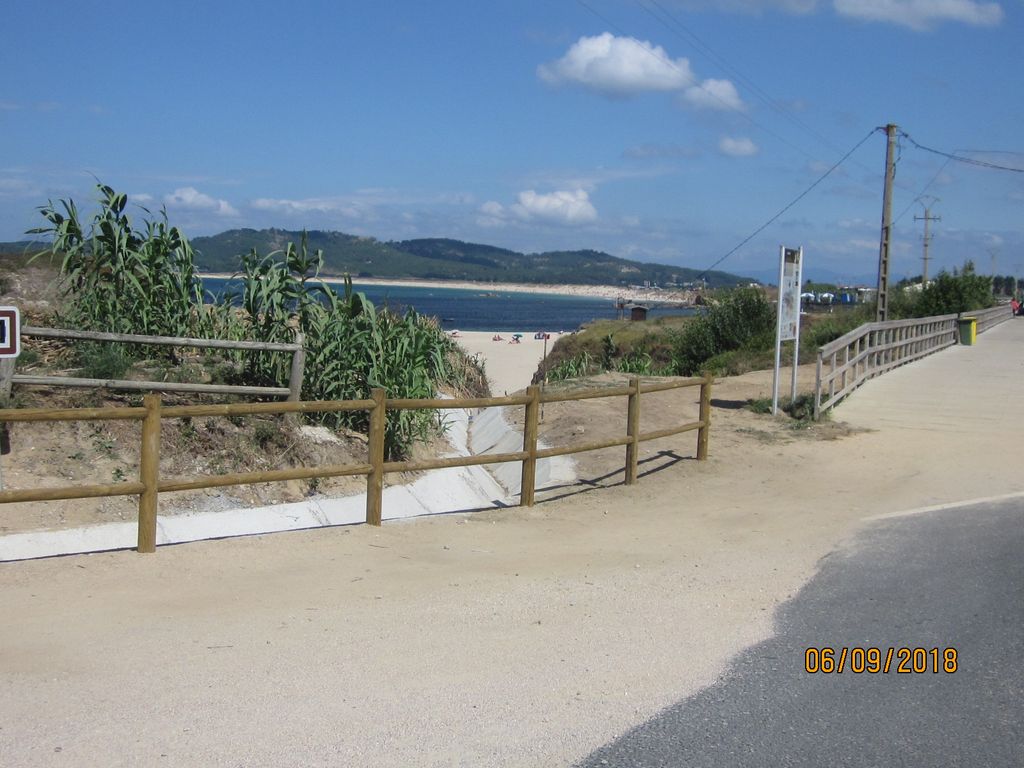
[12,326,306,400]
[813,303,1015,420]
[0,375,712,554]
[967,303,1014,335]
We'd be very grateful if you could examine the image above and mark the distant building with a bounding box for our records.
[630,305,649,322]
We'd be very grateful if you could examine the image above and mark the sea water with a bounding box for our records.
[202,278,694,333]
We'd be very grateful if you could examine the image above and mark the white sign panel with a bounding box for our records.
[778,247,802,342]
[772,246,803,415]
[0,307,20,358]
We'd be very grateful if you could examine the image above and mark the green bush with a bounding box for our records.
[669,287,775,375]
[914,261,993,316]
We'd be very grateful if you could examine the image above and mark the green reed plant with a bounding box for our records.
[225,245,461,458]
[30,184,204,340]
[27,184,492,459]
[545,350,595,382]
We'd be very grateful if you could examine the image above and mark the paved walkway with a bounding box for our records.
[836,317,1024,434]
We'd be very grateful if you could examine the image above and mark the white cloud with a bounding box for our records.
[538,32,694,97]
[0,177,43,200]
[833,0,1003,30]
[163,187,238,217]
[718,136,759,157]
[479,189,598,226]
[518,189,598,223]
[838,217,874,230]
[682,78,745,111]
[251,196,363,218]
[539,33,745,110]
[249,189,473,222]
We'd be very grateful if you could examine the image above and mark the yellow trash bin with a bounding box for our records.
[957,317,977,345]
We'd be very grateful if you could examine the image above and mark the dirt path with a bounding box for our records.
[2,348,1022,767]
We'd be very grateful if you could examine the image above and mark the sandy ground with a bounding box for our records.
[198,274,694,304]
[2,321,1022,767]
[453,331,555,395]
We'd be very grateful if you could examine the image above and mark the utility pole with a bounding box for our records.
[876,124,898,322]
[914,197,940,284]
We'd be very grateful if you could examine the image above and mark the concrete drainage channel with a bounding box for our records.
[0,404,576,561]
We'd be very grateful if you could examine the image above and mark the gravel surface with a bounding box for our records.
[2,322,1022,767]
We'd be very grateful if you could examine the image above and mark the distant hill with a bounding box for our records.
[190,229,754,288]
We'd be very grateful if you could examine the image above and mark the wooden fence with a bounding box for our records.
[813,303,1015,419]
[0,375,712,553]
[9,326,306,400]
[966,303,1015,335]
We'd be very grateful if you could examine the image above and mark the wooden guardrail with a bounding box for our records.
[11,326,306,400]
[813,314,958,420]
[966,303,1014,334]
[0,375,712,553]
[813,303,1015,419]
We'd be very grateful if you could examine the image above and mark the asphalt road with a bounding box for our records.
[577,497,1024,768]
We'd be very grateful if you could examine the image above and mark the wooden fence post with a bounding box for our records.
[288,331,306,402]
[813,353,822,421]
[0,358,14,491]
[365,388,386,526]
[137,393,161,553]
[520,385,540,507]
[624,377,641,485]
[697,374,712,461]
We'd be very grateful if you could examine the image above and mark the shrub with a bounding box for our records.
[669,287,775,375]
[914,261,993,316]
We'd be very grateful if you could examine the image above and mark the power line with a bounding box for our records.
[696,127,881,280]
[895,135,1024,224]
[894,153,953,225]
[900,132,1024,173]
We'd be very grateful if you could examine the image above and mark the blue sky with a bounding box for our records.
[2,0,1022,283]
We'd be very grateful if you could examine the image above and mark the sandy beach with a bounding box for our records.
[452,330,556,395]
[198,273,694,304]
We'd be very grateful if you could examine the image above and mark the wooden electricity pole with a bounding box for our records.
[876,124,898,321]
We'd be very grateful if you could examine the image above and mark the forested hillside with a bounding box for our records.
[189,229,753,288]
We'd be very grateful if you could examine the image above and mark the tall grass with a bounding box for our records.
[30,185,204,340]
[29,184,476,459]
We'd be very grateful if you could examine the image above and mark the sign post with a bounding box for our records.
[772,247,803,416]
[0,306,19,490]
